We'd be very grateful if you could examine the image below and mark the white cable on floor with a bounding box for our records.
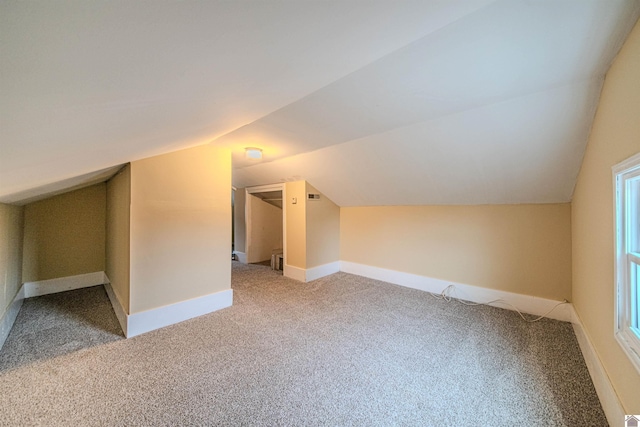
[429,284,568,323]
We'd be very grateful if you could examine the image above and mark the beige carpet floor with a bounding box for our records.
[0,262,606,426]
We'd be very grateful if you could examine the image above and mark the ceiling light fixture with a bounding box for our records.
[245,147,263,160]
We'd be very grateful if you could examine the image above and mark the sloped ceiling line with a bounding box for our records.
[1,0,639,206]
[227,1,640,206]
[233,76,606,206]
[1,0,497,201]
[232,74,604,172]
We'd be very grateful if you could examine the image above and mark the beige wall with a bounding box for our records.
[106,165,131,313]
[0,204,24,321]
[22,184,106,282]
[285,181,306,269]
[246,195,282,263]
[572,20,640,412]
[129,144,231,314]
[233,188,246,254]
[305,182,340,268]
[341,204,572,301]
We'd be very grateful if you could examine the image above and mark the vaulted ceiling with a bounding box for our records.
[1,1,639,206]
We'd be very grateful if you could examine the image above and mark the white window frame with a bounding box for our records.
[613,152,640,374]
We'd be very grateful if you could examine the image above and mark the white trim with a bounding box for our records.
[284,264,306,282]
[0,286,25,351]
[339,261,572,322]
[612,152,640,174]
[282,185,287,281]
[23,271,107,298]
[103,281,128,337]
[245,188,253,264]
[306,261,341,282]
[616,328,640,374]
[612,151,640,374]
[246,183,285,194]
[126,289,233,338]
[570,305,624,426]
[245,185,285,265]
[245,183,287,275]
[284,262,340,282]
[233,251,247,264]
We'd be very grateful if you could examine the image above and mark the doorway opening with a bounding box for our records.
[238,184,286,274]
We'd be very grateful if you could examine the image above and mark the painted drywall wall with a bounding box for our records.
[233,188,246,254]
[22,184,106,282]
[106,165,131,314]
[0,203,24,321]
[572,19,640,413]
[246,194,282,263]
[129,144,231,314]
[305,182,340,268]
[341,204,572,301]
[285,181,306,269]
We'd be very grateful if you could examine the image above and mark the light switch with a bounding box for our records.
[292,197,297,204]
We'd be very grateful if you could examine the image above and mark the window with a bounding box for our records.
[614,152,640,374]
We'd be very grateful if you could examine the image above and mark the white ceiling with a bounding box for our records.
[1,1,639,206]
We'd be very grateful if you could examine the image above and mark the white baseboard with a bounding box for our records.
[103,273,233,338]
[234,251,247,264]
[284,264,306,282]
[339,261,571,322]
[306,261,341,282]
[103,281,128,337]
[569,306,624,425]
[0,286,25,351]
[24,271,107,298]
[126,289,233,338]
[284,262,340,282]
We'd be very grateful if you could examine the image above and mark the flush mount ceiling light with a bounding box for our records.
[245,147,263,160]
